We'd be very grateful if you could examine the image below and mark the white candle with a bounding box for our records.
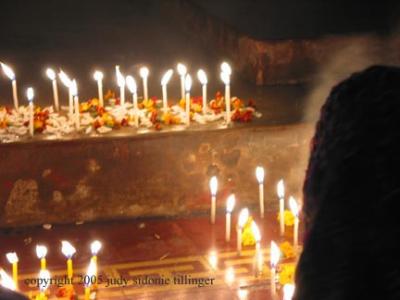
[251,222,262,275]
[255,166,265,218]
[184,74,192,125]
[289,196,300,248]
[209,176,218,224]
[93,71,104,107]
[177,63,187,100]
[126,75,139,128]
[270,241,281,297]
[116,66,126,106]
[70,80,80,130]
[38,269,50,299]
[283,284,295,300]
[139,67,149,101]
[26,87,34,137]
[277,179,285,236]
[5,252,18,290]
[0,268,16,291]
[161,69,173,112]
[237,208,249,255]
[46,68,59,111]
[58,70,73,115]
[225,194,235,242]
[197,69,208,114]
[36,245,48,270]
[220,62,232,124]
[1,63,18,109]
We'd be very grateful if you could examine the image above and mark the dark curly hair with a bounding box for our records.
[295,66,400,300]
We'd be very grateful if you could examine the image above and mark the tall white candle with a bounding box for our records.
[70,80,80,130]
[46,68,60,111]
[58,70,73,115]
[0,268,16,291]
[184,74,192,125]
[283,284,295,300]
[209,176,218,224]
[255,166,265,218]
[225,194,235,242]
[1,63,18,109]
[289,196,300,249]
[220,62,232,124]
[177,63,187,100]
[237,208,249,255]
[277,179,285,236]
[126,75,139,128]
[197,69,208,114]
[270,241,281,297]
[161,69,173,112]
[139,67,149,101]
[116,66,126,106]
[93,71,104,107]
[26,87,34,137]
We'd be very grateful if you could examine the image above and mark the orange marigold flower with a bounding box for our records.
[278,264,296,285]
[279,241,296,259]
[277,210,295,226]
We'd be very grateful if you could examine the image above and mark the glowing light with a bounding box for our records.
[70,80,78,96]
[283,284,295,300]
[85,260,97,287]
[58,70,72,88]
[38,269,51,292]
[0,269,16,291]
[197,69,207,85]
[36,245,47,259]
[238,208,249,228]
[0,62,15,80]
[277,179,285,199]
[209,176,218,196]
[184,74,192,92]
[270,241,281,268]
[90,240,102,256]
[126,75,137,93]
[237,287,248,299]
[46,68,56,80]
[61,241,76,258]
[208,250,218,270]
[220,71,230,85]
[26,87,34,102]
[255,166,265,183]
[6,253,18,264]
[251,221,261,243]
[93,70,103,81]
[226,194,235,213]
[161,69,173,85]
[116,66,125,87]
[225,267,235,285]
[139,66,149,78]
[289,196,300,217]
[177,63,187,76]
[221,62,232,75]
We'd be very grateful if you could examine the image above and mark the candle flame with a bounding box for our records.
[270,241,281,268]
[289,196,300,217]
[177,63,187,76]
[126,75,137,93]
[58,70,72,88]
[225,267,235,285]
[26,87,34,102]
[277,179,285,199]
[90,240,102,255]
[5,252,18,264]
[161,69,173,85]
[209,176,218,196]
[184,74,192,92]
[221,62,232,75]
[139,66,149,78]
[251,221,261,242]
[36,245,48,259]
[0,268,16,291]
[38,269,51,292]
[93,70,103,81]
[283,284,296,300]
[237,287,248,299]
[46,68,56,80]
[85,259,97,287]
[0,62,15,80]
[116,66,125,87]
[70,80,78,96]
[220,71,230,85]
[208,250,218,270]
[238,208,249,228]
[226,194,235,213]
[255,166,265,183]
[61,241,76,258]
[197,69,207,85]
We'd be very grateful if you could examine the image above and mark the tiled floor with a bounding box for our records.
[0,212,300,299]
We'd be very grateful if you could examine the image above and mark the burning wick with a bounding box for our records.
[177,63,187,100]
[116,65,126,106]
[237,208,249,256]
[208,250,218,270]
[58,70,73,116]
[70,80,80,130]
[161,69,173,112]
[289,196,300,249]
[270,241,281,297]
[1,62,18,109]
[93,70,104,107]
[209,176,218,224]
[220,62,232,124]
[139,67,149,101]
[197,69,208,114]
[26,87,34,137]
[184,74,192,125]
[84,260,97,300]
[36,245,48,270]
[126,75,139,128]
[5,253,18,290]
[46,68,60,111]
[0,268,16,291]
[90,240,102,284]
[255,166,265,218]
[277,179,285,236]
[283,284,295,300]
[61,241,76,282]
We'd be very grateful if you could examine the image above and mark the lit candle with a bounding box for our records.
[220,62,232,124]
[277,179,285,236]
[0,268,16,291]
[61,241,76,282]
[208,250,218,270]
[116,65,126,106]
[1,62,18,109]
[197,69,208,114]
[224,267,235,285]
[289,196,300,249]
[184,74,192,125]
[37,269,50,300]
[126,75,139,128]
[209,176,218,224]
[26,87,34,137]
[237,208,249,255]
[177,63,187,100]
[161,69,173,112]
[283,284,295,300]
[255,166,265,218]
[46,68,60,111]
[58,70,73,115]
[139,67,149,101]
[70,80,80,130]
[225,194,235,242]
[270,241,281,297]
[84,259,97,300]
[251,221,262,275]
[93,71,104,107]
[5,253,18,290]
[36,245,48,270]
[90,240,102,283]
